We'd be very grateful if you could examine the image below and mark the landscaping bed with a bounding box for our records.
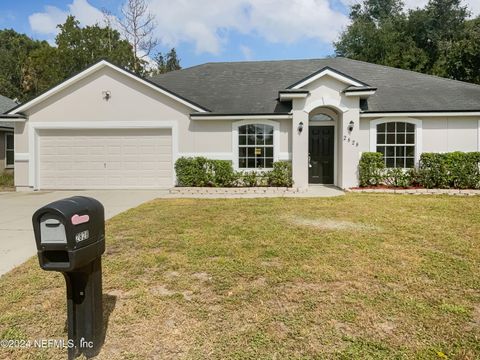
[1,194,480,359]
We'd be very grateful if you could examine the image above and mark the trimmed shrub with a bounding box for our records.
[175,157,210,187]
[417,153,449,188]
[205,160,239,187]
[419,152,480,189]
[175,157,238,187]
[358,152,385,187]
[358,151,480,189]
[175,158,294,187]
[266,161,293,187]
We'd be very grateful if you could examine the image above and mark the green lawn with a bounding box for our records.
[1,194,480,359]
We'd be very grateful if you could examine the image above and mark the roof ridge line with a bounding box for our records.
[341,57,480,89]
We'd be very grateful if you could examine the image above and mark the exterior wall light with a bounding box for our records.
[347,120,354,132]
[102,91,111,101]
[298,121,304,133]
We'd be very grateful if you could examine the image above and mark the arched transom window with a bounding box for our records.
[376,122,415,168]
[310,113,334,122]
[238,124,274,169]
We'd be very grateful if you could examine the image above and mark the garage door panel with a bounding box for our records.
[39,128,172,189]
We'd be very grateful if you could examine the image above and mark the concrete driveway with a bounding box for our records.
[0,189,168,276]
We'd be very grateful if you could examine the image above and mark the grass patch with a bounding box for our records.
[1,194,480,359]
[0,171,13,189]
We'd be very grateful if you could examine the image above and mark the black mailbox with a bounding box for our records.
[33,196,105,271]
[32,196,105,359]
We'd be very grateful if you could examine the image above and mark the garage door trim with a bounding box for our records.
[29,121,178,189]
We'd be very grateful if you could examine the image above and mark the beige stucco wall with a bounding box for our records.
[15,66,295,189]
[422,117,479,152]
[291,75,361,189]
[359,116,479,153]
[14,63,480,191]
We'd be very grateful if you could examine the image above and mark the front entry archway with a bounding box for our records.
[308,108,338,185]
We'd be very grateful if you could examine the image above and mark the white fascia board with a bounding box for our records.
[279,93,309,101]
[344,90,377,97]
[291,69,364,89]
[0,117,26,122]
[191,114,292,120]
[361,112,480,118]
[9,60,207,114]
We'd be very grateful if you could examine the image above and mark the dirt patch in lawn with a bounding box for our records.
[286,216,379,231]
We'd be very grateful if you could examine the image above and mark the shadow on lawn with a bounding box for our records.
[101,293,117,347]
[61,293,117,356]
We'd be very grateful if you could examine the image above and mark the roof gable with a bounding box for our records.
[287,66,369,89]
[8,60,209,115]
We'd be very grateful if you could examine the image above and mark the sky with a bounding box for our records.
[0,0,479,68]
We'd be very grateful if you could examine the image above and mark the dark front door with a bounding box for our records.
[309,126,334,184]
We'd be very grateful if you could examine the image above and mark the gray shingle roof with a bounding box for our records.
[0,95,17,129]
[149,57,480,114]
[0,94,17,115]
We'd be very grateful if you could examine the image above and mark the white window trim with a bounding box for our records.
[5,132,14,168]
[28,121,178,190]
[369,117,422,166]
[232,119,280,171]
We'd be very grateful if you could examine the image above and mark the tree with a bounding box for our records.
[407,0,469,74]
[21,16,135,99]
[21,45,64,98]
[444,17,480,84]
[0,29,45,100]
[335,0,422,68]
[152,52,166,75]
[335,0,479,83]
[166,48,181,72]
[150,48,182,75]
[119,0,158,74]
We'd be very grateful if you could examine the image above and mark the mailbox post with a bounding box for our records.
[32,196,105,359]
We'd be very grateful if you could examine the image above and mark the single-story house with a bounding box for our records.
[1,58,480,191]
[0,94,17,174]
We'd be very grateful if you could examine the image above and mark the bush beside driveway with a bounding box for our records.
[1,194,479,359]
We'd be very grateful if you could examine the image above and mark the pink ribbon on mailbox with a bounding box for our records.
[71,214,90,225]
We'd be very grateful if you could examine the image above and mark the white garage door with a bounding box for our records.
[38,128,172,189]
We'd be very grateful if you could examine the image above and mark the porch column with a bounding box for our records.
[340,107,361,189]
[291,100,309,189]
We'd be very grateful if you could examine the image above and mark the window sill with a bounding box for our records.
[238,168,273,172]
